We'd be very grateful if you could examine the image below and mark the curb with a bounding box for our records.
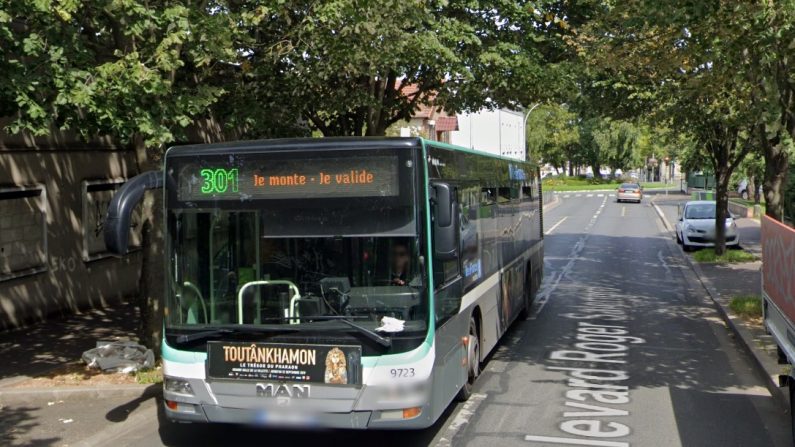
[542,194,561,212]
[651,200,788,410]
[0,383,159,405]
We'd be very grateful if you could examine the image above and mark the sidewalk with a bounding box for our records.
[652,194,785,406]
[0,301,139,387]
[0,301,162,446]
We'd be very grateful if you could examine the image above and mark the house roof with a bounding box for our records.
[435,116,459,132]
[398,81,457,128]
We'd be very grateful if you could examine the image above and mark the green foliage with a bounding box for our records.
[728,296,763,320]
[526,104,579,168]
[0,1,239,147]
[692,249,757,264]
[0,1,585,143]
[134,367,163,385]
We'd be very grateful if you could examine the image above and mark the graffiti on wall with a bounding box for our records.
[762,215,795,320]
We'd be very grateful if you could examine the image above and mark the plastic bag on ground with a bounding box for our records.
[82,341,154,373]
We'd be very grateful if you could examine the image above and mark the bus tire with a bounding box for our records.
[790,383,795,444]
[456,317,481,402]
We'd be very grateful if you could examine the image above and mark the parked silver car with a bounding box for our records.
[675,201,739,251]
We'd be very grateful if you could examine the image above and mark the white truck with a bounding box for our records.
[761,215,795,441]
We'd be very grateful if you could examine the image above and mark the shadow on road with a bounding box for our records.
[0,405,59,446]
[106,384,161,423]
[464,230,789,446]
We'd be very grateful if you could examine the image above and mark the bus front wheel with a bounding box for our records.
[456,317,481,402]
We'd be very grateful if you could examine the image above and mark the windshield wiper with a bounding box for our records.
[260,315,392,348]
[174,326,299,344]
[336,317,392,348]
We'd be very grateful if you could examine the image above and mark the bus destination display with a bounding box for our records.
[177,155,399,201]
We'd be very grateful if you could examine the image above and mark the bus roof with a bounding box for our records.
[165,137,533,166]
[422,139,534,165]
[165,137,422,158]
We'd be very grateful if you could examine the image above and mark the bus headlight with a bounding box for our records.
[164,377,195,396]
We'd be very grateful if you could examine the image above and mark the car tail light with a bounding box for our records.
[618,189,625,193]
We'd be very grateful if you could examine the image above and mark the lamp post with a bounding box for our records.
[522,103,540,160]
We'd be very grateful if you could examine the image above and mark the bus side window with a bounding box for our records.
[432,188,462,325]
[481,188,495,205]
[497,187,511,203]
[522,184,534,201]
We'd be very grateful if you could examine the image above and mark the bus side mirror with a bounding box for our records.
[431,182,458,261]
[105,170,163,255]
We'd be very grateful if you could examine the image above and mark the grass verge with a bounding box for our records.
[134,367,163,385]
[692,248,758,263]
[729,295,763,321]
[543,176,672,192]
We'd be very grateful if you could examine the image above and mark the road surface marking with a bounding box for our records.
[531,196,608,319]
[545,216,568,235]
[576,194,582,197]
[525,435,628,446]
[434,393,487,447]
[586,194,594,197]
[597,193,604,197]
[621,206,626,217]
[564,194,571,198]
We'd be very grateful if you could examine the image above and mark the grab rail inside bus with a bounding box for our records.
[237,280,301,325]
[179,281,208,324]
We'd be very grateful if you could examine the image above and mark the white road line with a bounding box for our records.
[544,216,568,235]
[563,194,571,198]
[531,195,608,319]
[575,194,582,197]
[434,393,487,447]
[525,435,628,446]
[586,194,594,197]
[597,193,604,197]
[621,206,626,217]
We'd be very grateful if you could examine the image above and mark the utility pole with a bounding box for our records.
[522,103,541,160]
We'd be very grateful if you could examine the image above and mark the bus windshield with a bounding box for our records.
[167,210,426,332]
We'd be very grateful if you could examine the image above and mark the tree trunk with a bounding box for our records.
[137,191,165,353]
[762,137,789,221]
[133,137,165,355]
[713,166,730,256]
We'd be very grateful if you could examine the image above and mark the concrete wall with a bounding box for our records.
[450,109,525,160]
[0,138,141,329]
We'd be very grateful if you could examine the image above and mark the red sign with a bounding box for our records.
[762,216,795,321]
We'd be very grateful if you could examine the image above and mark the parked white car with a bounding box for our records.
[675,201,740,251]
[737,178,762,200]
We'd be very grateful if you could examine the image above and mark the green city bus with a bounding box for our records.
[105,137,543,429]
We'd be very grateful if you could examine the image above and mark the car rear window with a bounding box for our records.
[620,184,638,189]
[685,204,716,219]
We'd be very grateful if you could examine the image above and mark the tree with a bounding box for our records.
[595,120,641,176]
[574,1,759,254]
[526,104,579,171]
[233,0,584,137]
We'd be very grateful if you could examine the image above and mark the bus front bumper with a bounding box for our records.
[164,397,435,429]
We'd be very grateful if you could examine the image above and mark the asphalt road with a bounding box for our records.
[87,192,791,447]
